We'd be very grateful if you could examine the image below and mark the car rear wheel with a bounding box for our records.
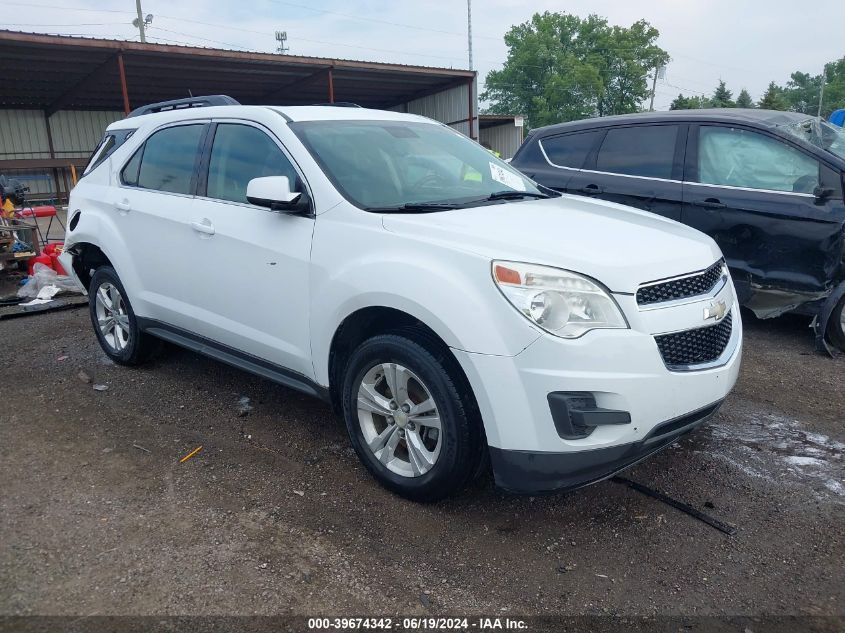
[827,294,845,352]
[341,332,483,501]
[88,266,158,365]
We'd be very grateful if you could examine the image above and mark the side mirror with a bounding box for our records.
[813,185,835,202]
[246,176,311,214]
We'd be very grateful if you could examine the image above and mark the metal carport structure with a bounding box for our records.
[0,30,477,203]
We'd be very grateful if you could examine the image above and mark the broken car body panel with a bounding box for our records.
[511,109,845,350]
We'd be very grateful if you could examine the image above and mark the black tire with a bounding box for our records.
[88,266,158,366]
[826,295,845,352]
[341,333,483,502]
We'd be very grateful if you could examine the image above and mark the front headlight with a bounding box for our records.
[492,261,628,338]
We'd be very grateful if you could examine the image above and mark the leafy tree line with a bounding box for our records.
[481,11,844,128]
[669,57,845,116]
[481,12,669,128]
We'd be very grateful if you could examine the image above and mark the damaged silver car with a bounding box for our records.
[509,109,845,352]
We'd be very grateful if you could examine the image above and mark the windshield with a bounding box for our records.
[780,117,845,161]
[290,120,542,210]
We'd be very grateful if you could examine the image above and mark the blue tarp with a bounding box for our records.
[830,109,845,127]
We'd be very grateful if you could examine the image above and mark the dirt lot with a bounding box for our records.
[1,306,843,624]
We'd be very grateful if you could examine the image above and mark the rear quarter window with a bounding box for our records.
[539,130,602,169]
[84,129,135,176]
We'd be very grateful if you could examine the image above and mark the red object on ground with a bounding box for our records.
[43,243,67,275]
[27,253,54,275]
[16,205,58,219]
[49,252,67,275]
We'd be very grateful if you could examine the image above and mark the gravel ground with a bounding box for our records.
[0,306,843,623]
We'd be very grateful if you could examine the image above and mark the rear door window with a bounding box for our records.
[596,125,678,179]
[540,130,602,169]
[696,126,819,193]
[133,124,205,194]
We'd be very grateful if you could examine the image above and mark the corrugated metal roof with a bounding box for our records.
[0,30,475,112]
[0,29,470,73]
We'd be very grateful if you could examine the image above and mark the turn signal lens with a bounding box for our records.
[494,264,521,285]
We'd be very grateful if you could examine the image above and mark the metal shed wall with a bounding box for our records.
[479,122,524,159]
[0,109,121,197]
[49,110,123,158]
[391,81,477,139]
[0,109,51,159]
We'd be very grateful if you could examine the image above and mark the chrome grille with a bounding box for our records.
[655,311,733,369]
[637,260,725,306]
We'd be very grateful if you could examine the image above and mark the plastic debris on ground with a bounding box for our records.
[17,262,82,300]
[236,396,253,417]
[19,284,62,306]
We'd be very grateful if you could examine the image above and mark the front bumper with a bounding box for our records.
[451,276,742,494]
[489,400,722,494]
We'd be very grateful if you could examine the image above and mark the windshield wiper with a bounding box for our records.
[371,202,463,213]
[486,190,552,201]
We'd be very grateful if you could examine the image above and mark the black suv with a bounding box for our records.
[510,109,845,352]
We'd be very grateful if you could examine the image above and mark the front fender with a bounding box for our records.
[309,212,541,386]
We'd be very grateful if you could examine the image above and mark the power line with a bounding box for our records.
[265,0,501,41]
[148,23,467,64]
[0,1,784,89]
[0,21,129,27]
[148,26,251,51]
[0,1,134,14]
[149,16,673,68]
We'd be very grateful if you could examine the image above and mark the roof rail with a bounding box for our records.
[310,102,362,108]
[127,95,240,118]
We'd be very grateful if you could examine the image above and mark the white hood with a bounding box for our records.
[382,194,723,294]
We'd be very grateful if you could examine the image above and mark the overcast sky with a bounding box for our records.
[4,0,843,110]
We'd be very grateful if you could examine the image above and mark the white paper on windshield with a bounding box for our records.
[489,162,526,191]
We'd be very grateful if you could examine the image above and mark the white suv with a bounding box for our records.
[61,97,742,501]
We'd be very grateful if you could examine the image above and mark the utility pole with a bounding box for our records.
[466,0,473,70]
[648,67,658,111]
[134,0,146,42]
[818,67,827,117]
[648,65,666,112]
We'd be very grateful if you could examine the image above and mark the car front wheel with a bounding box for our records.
[341,332,483,501]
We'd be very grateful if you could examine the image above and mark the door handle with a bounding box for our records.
[190,219,215,235]
[693,198,726,209]
[577,184,603,195]
[114,200,131,212]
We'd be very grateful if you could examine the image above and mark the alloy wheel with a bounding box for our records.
[94,282,131,352]
[356,362,442,478]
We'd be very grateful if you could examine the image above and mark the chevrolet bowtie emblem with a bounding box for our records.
[703,299,728,322]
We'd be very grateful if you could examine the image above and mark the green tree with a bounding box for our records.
[669,94,694,110]
[481,12,669,127]
[710,80,735,108]
[758,81,788,110]
[820,57,845,117]
[669,93,709,110]
[783,71,822,114]
[755,57,845,118]
[736,88,754,108]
